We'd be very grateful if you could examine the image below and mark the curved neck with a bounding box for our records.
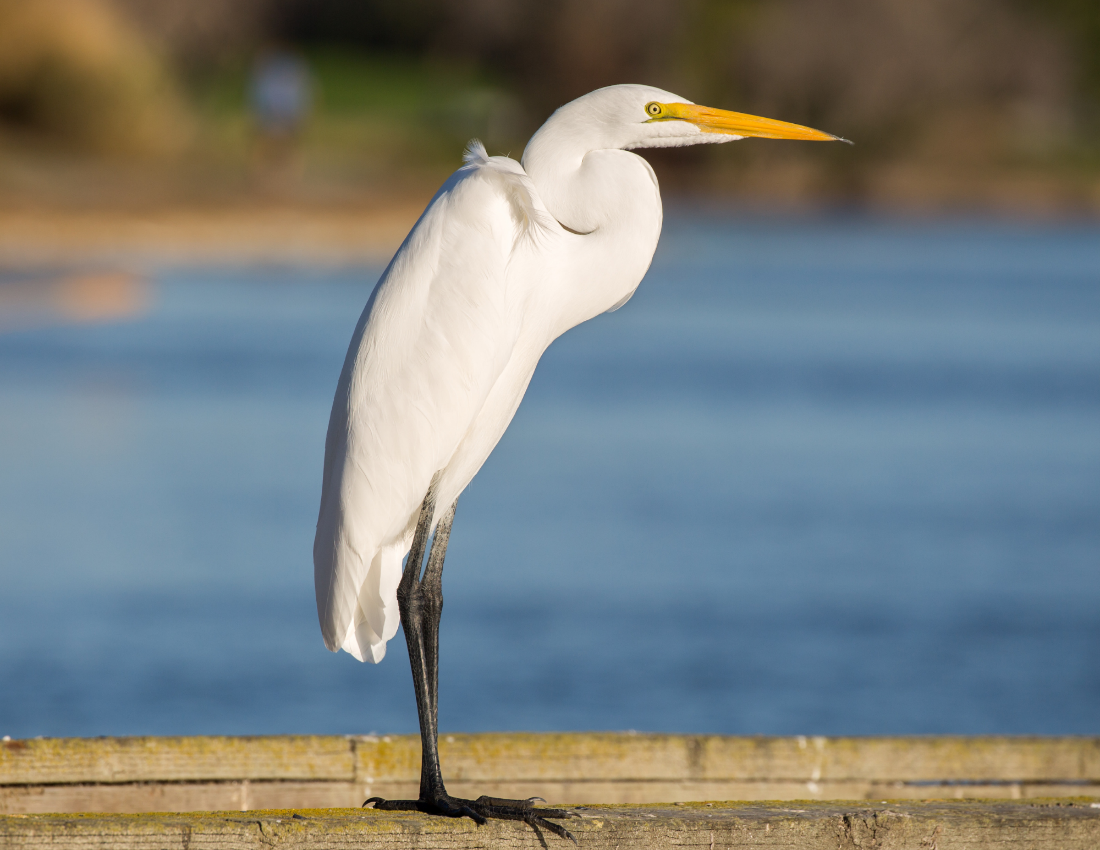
[523,123,660,236]
[521,128,664,332]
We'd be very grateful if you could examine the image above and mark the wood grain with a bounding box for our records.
[3,735,1097,815]
[5,735,1100,785]
[3,801,1100,850]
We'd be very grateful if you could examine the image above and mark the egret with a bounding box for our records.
[314,84,845,839]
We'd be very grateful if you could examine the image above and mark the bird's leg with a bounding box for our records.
[365,476,577,842]
[416,496,454,800]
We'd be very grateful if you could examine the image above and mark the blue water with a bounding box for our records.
[0,213,1097,739]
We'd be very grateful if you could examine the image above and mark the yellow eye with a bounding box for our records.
[645,102,662,117]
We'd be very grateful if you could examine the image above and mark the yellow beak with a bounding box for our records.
[654,102,850,144]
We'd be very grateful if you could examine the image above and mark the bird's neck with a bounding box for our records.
[522,131,661,237]
[520,130,664,333]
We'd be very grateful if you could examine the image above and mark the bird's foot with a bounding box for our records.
[365,793,577,843]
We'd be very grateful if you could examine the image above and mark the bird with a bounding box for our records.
[314,84,845,840]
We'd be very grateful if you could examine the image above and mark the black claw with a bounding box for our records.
[363,797,422,812]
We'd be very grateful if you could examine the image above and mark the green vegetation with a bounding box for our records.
[0,0,190,156]
[301,50,523,161]
[181,49,523,190]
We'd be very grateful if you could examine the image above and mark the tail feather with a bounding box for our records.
[338,542,405,663]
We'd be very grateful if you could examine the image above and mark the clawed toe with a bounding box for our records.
[472,794,576,819]
[530,813,577,844]
[440,798,488,825]
[467,796,577,843]
[363,793,575,842]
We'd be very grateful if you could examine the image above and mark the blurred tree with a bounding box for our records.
[260,0,690,126]
[115,0,275,64]
[1018,0,1100,109]
[273,0,442,54]
[717,0,1070,152]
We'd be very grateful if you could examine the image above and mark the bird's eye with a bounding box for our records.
[645,102,662,117]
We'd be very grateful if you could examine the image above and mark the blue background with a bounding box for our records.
[1,213,1097,738]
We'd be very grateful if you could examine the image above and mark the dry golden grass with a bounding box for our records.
[0,203,424,268]
[0,0,191,156]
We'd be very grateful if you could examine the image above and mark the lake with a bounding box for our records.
[0,212,1097,738]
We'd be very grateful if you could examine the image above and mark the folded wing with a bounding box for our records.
[313,143,549,662]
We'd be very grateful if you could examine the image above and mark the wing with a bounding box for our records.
[314,143,549,662]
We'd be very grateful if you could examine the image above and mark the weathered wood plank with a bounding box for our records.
[3,801,1100,850]
[6,735,1099,787]
[739,736,1100,783]
[3,779,1098,815]
[368,733,1100,783]
[0,737,353,785]
[1,782,369,816]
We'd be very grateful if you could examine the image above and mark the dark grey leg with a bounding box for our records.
[365,474,577,843]
[416,496,455,800]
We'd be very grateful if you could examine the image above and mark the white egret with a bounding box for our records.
[314,84,845,838]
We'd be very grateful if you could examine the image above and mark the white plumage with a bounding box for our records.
[313,84,843,663]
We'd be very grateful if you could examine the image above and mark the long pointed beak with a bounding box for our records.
[658,102,850,144]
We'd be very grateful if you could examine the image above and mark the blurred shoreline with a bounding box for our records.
[0,202,426,268]
[1,179,1096,271]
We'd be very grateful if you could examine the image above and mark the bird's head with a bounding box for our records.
[528,84,848,155]
[521,84,848,235]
